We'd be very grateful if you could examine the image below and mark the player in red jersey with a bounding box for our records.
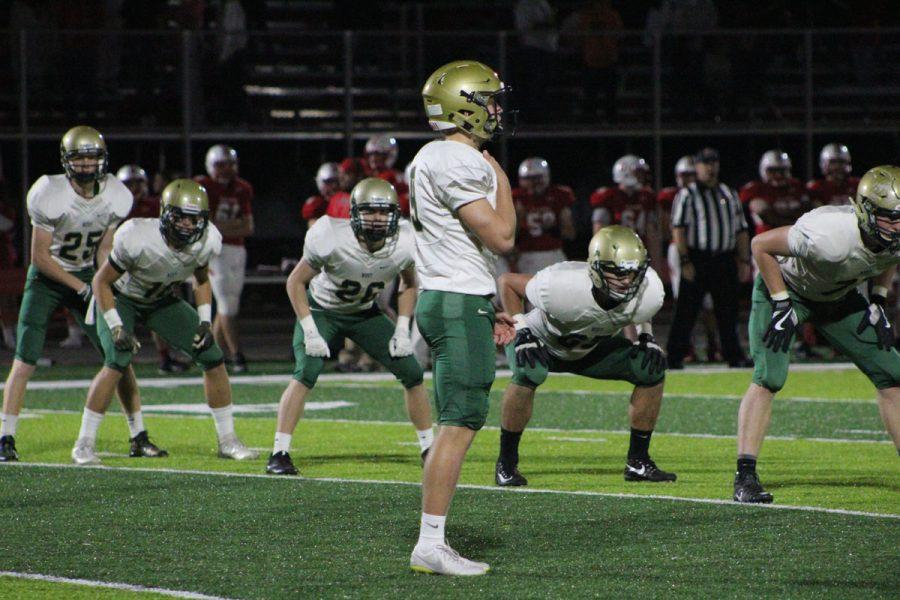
[806,143,859,207]
[510,157,576,274]
[740,150,810,235]
[196,144,254,373]
[325,157,368,219]
[591,154,662,269]
[364,135,410,217]
[302,162,340,227]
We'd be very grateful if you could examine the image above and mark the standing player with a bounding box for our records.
[734,166,900,503]
[325,157,368,219]
[807,143,859,207]
[1,126,149,462]
[495,226,674,486]
[71,179,257,465]
[591,155,662,271]
[740,150,810,235]
[265,178,432,475]
[511,157,576,274]
[407,60,517,576]
[196,144,254,373]
[366,135,410,218]
[301,162,340,227]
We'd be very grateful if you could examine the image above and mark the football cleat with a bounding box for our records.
[624,457,677,482]
[733,471,774,503]
[266,451,298,475]
[410,544,490,576]
[129,431,169,458]
[217,434,258,460]
[495,460,528,487]
[421,447,430,465]
[158,357,190,374]
[0,435,19,462]
[71,438,101,465]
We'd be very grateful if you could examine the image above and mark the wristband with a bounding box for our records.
[197,303,212,323]
[300,315,319,338]
[513,313,527,330]
[103,308,123,329]
[872,285,889,299]
[770,291,790,302]
[395,315,410,333]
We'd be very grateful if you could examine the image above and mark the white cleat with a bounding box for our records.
[71,438,101,465]
[410,544,490,576]
[217,434,259,460]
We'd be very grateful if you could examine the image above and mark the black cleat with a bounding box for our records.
[158,357,190,374]
[495,460,528,487]
[421,447,430,465]
[0,435,19,462]
[266,451,298,475]
[733,471,774,503]
[129,431,169,458]
[624,457,677,482]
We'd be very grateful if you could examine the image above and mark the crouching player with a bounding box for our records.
[495,225,676,485]
[265,178,432,475]
[71,179,257,464]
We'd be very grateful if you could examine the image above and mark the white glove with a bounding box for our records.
[389,316,413,358]
[300,315,330,358]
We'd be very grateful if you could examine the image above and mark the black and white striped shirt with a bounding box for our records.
[671,182,748,253]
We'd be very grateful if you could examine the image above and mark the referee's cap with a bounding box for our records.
[695,147,720,163]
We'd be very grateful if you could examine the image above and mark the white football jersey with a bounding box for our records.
[784,205,900,302]
[408,139,498,295]
[27,174,133,271]
[303,216,415,314]
[110,218,222,302]
[524,262,665,361]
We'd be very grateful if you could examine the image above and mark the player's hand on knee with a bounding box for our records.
[299,315,330,358]
[192,321,214,352]
[111,326,141,353]
[389,328,413,358]
[630,333,666,374]
[857,292,893,351]
[513,314,549,369]
[763,297,797,353]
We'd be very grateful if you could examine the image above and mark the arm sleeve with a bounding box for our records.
[438,163,492,212]
[670,189,690,228]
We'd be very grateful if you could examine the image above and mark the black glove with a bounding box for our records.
[763,297,798,353]
[111,326,141,353]
[77,284,92,303]
[514,326,549,369]
[193,321,214,352]
[629,332,667,375]
[857,294,894,351]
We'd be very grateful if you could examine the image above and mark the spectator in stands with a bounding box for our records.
[591,154,662,271]
[514,0,558,121]
[510,157,576,274]
[302,162,340,228]
[661,156,720,362]
[196,144,255,373]
[807,143,859,207]
[565,0,623,122]
[666,147,751,369]
[740,150,810,236]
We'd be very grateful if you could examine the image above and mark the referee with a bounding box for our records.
[667,148,752,368]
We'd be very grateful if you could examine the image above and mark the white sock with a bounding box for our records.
[78,408,104,442]
[210,404,235,440]
[273,432,292,454]
[416,427,434,452]
[125,411,145,438]
[0,413,18,437]
[417,512,446,549]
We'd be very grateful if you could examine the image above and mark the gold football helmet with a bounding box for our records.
[588,225,649,304]
[422,60,510,141]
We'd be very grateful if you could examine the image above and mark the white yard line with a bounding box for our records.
[3,461,897,521]
[0,571,236,600]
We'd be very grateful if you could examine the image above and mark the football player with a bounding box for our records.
[406,60,517,576]
[265,178,432,475]
[495,226,675,487]
[740,150,810,235]
[807,143,859,207]
[591,155,662,272]
[0,126,154,462]
[196,144,254,373]
[325,157,368,219]
[511,157,576,274]
[735,166,900,503]
[71,179,257,465]
[365,135,409,216]
[301,162,340,227]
